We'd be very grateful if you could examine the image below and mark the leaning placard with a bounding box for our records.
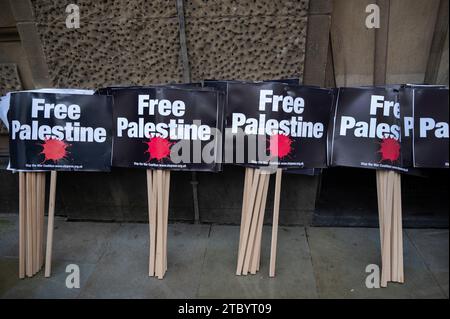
[412,87,449,168]
[8,92,112,171]
[6,91,112,279]
[109,86,224,171]
[329,86,409,287]
[329,87,407,172]
[221,81,333,168]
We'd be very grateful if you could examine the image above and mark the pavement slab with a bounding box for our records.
[0,214,448,299]
[406,229,449,298]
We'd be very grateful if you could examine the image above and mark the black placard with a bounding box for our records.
[8,92,112,171]
[412,87,449,168]
[206,81,333,169]
[329,87,407,171]
[107,86,224,171]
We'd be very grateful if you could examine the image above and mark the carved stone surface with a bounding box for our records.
[184,0,309,81]
[32,0,177,21]
[185,15,308,82]
[31,0,183,88]
[30,0,309,87]
[184,0,309,17]
[0,63,22,95]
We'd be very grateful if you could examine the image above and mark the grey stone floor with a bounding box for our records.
[0,214,448,299]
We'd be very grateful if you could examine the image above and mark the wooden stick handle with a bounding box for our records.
[394,172,404,283]
[147,170,156,276]
[239,168,252,246]
[391,172,399,282]
[31,173,37,275]
[269,169,282,277]
[36,173,42,272]
[376,171,384,251]
[40,172,46,269]
[44,171,57,278]
[236,169,260,275]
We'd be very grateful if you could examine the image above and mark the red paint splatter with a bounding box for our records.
[269,134,293,159]
[144,136,172,161]
[378,137,400,162]
[39,138,70,163]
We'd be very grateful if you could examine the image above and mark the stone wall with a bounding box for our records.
[184,0,309,81]
[31,0,183,88]
[0,63,21,134]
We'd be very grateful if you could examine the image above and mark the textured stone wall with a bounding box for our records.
[0,63,22,134]
[31,0,309,87]
[185,0,309,82]
[0,63,22,96]
[31,0,183,88]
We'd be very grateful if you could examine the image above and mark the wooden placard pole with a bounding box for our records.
[251,171,270,274]
[163,170,171,272]
[39,172,46,269]
[25,172,32,277]
[376,170,384,255]
[36,173,42,272]
[242,172,267,275]
[391,172,399,283]
[269,168,282,278]
[21,171,47,277]
[239,168,253,247]
[44,171,57,277]
[237,168,274,276]
[155,170,164,279]
[396,172,404,282]
[31,172,37,275]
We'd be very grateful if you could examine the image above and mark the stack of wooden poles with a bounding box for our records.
[44,171,57,277]
[18,172,46,278]
[18,171,58,278]
[376,170,404,287]
[236,168,282,277]
[147,169,171,279]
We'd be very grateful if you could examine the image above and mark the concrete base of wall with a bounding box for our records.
[1,159,448,227]
[0,162,318,226]
[314,167,450,228]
